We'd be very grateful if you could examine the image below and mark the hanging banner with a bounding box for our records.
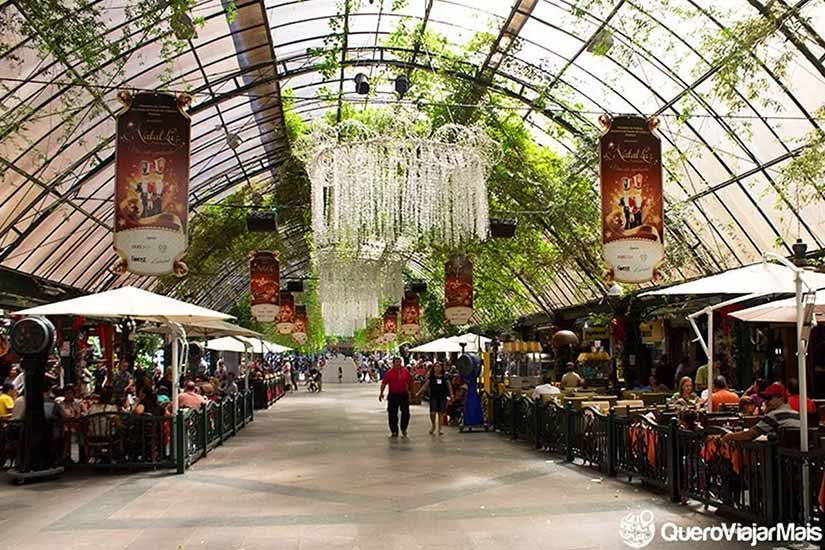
[249,251,280,322]
[292,305,308,345]
[383,307,398,343]
[445,255,473,325]
[114,91,192,276]
[276,291,295,334]
[599,114,664,284]
[401,291,420,336]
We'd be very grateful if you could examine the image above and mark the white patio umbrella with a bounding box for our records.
[15,286,234,323]
[449,332,491,353]
[15,285,232,468]
[640,262,825,297]
[644,258,825,522]
[206,337,250,353]
[728,290,825,324]
[141,319,259,339]
[410,337,463,353]
[237,337,291,354]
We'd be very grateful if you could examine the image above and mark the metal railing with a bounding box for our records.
[489,391,821,527]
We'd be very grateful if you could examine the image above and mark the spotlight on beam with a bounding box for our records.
[354,73,370,95]
[489,218,517,238]
[395,74,410,98]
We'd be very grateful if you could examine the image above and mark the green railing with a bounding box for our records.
[253,375,286,409]
[176,390,256,473]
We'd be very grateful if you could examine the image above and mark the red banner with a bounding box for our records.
[114,92,192,276]
[445,255,473,325]
[292,305,308,345]
[276,291,295,334]
[599,115,664,283]
[249,251,280,322]
[383,307,398,342]
[401,291,420,336]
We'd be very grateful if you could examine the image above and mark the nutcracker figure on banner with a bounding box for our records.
[401,291,420,336]
[292,305,308,345]
[113,91,192,276]
[276,291,295,335]
[445,255,473,325]
[249,251,280,322]
[599,114,665,284]
[383,307,399,343]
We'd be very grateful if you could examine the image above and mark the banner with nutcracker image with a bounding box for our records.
[114,92,192,276]
[401,291,420,336]
[599,114,664,284]
[383,307,398,343]
[445,255,473,325]
[250,251,280,322]
[292,305,308,345]
[276,291,295,335]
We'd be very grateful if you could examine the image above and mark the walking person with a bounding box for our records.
[379,356,413,438]
[415,361,453,435]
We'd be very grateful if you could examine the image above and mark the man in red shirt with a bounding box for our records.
[787,378,816,414]
[379,356,413,437]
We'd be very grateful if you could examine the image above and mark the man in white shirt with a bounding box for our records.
[532,375,561,400]
[560,362,583,390]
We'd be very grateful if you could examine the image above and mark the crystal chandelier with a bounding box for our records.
[314,244,404,337]
[296,110,500,249]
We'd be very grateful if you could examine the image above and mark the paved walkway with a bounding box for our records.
[0,385,787,549]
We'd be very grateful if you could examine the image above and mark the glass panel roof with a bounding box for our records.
[1,0,825,317]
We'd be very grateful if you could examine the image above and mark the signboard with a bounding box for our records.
[249,251,280,322]
[599,114,664,283]
[640,319,664,344]
[276,291,295,335]
[401,291,420,336]
[445,255,473,325]
[583,325,610,342]
[114,92,192,276]
[383,307,398,343]
[292,304,307,345]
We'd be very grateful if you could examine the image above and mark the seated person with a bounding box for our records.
[708,375,740,412]
[647,375,670,393]
[678,408,701,431]
[560,362,582,390]
[669,376,699,408]
[722,383,799,443]
[738,395,757,416]
[87,387,119,415]
[744,378,768,410]
[178,381,207,411]
[0,383,16,420]
[531,374,561,400]
[787,377,815,414]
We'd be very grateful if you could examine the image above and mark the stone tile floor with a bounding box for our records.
[0,383,812,549]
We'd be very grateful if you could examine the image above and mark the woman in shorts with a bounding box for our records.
[415,361,454,435]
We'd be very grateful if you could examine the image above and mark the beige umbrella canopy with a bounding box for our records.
[410,337,463,353]
[729,290,825,324]
[15,286,233,323]
[141,319,259,339]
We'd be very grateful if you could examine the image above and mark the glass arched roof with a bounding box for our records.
[1,0,824,318]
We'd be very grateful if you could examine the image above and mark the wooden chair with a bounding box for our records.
[82,413,125,464]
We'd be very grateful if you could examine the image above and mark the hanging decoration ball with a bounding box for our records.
[315,244,404,337]
[294,110,501,250]
[276,291,295,335]
[444,255,473,326]
[551,330,579,348]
